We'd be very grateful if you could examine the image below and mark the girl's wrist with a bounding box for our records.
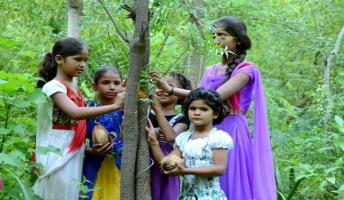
[180,167,188,175]
[148,140,159,147]
[168,85,174,96]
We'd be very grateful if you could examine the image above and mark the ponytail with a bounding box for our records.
[37,52,57,88]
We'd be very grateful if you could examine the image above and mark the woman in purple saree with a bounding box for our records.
[150,16,276,200]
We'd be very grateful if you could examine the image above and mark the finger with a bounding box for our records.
[105,143,113,152]
[93,144,103,148]
[147,119,153,128]
[98,143,111,151]
[148,79,157,86]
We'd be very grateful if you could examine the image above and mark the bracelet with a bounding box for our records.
[168,86,174,96]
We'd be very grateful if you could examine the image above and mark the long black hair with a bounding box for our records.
[37,37,87,88]
[213,16,251,80]
[182,88,227,125]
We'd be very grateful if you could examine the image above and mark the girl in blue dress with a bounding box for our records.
[82,66,125,200]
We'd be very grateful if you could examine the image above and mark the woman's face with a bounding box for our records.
[213,27,237,53]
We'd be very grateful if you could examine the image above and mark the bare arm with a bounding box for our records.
[150,144,182,164]
[164,148,228,177]
[216,73,250,100]
[149,71,190,97]
[146,119,182,163]
[51,91,124,120]
[151,94,188,142]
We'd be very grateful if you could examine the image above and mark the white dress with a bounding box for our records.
[175,128,233,200]
[33,80,85,200]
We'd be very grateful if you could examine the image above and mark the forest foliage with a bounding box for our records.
[0,0,343,199]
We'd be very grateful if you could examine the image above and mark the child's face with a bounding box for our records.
[213,28,237,52]
[188,100,218,127]
[93,71,122,101]
[155,76,180,106]
[57,48,88,78]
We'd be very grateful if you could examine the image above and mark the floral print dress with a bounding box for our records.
[175,128,233,200]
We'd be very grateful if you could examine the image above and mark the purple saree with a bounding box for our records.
[198,61,276,200]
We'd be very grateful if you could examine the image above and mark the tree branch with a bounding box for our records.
[121,4,136,21]
[97,0,129,43]
[156,33,170,58]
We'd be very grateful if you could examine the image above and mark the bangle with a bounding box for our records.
[168,86,174,96]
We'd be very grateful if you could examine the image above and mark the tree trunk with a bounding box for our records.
[184,0,205,88]
[67,0,83,38]
[121,0,150,199]
[324,25,344,129]
[188,52,205,88]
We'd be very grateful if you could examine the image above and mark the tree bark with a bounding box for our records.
[121,0,150,199]
[67,0,83,38]
[324,25,344,128]
[184,0,205,88]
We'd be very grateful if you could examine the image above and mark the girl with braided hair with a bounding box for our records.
[150,16,276,200]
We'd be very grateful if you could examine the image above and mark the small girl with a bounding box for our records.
[149,72,192,200]
[147,88,233,200]
[82,66,125,200]
[33,38,124,200]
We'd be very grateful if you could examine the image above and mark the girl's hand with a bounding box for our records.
[115,90,125,109]
[86,142,113,156]
[149,71,172,93]
[164,162,185,176]
[150,93,162,111]
[145,119,159,146]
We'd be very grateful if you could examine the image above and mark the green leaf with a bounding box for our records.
[0,152,21,167]
[0,127,10,136]
[335,115,344,125]
[13,124,27,134]
[326,177,336,185]
[4,169,30,200]
[324,167,339,174]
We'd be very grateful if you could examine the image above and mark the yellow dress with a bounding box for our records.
[92,156,121,200]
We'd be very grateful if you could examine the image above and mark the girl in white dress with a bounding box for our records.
[147,88,233,200]
[33,37,124,200]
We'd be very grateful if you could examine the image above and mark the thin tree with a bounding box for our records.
[120,0,151,199]
[67,0,83,38]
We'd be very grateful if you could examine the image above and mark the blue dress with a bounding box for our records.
[82,100,123,200]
